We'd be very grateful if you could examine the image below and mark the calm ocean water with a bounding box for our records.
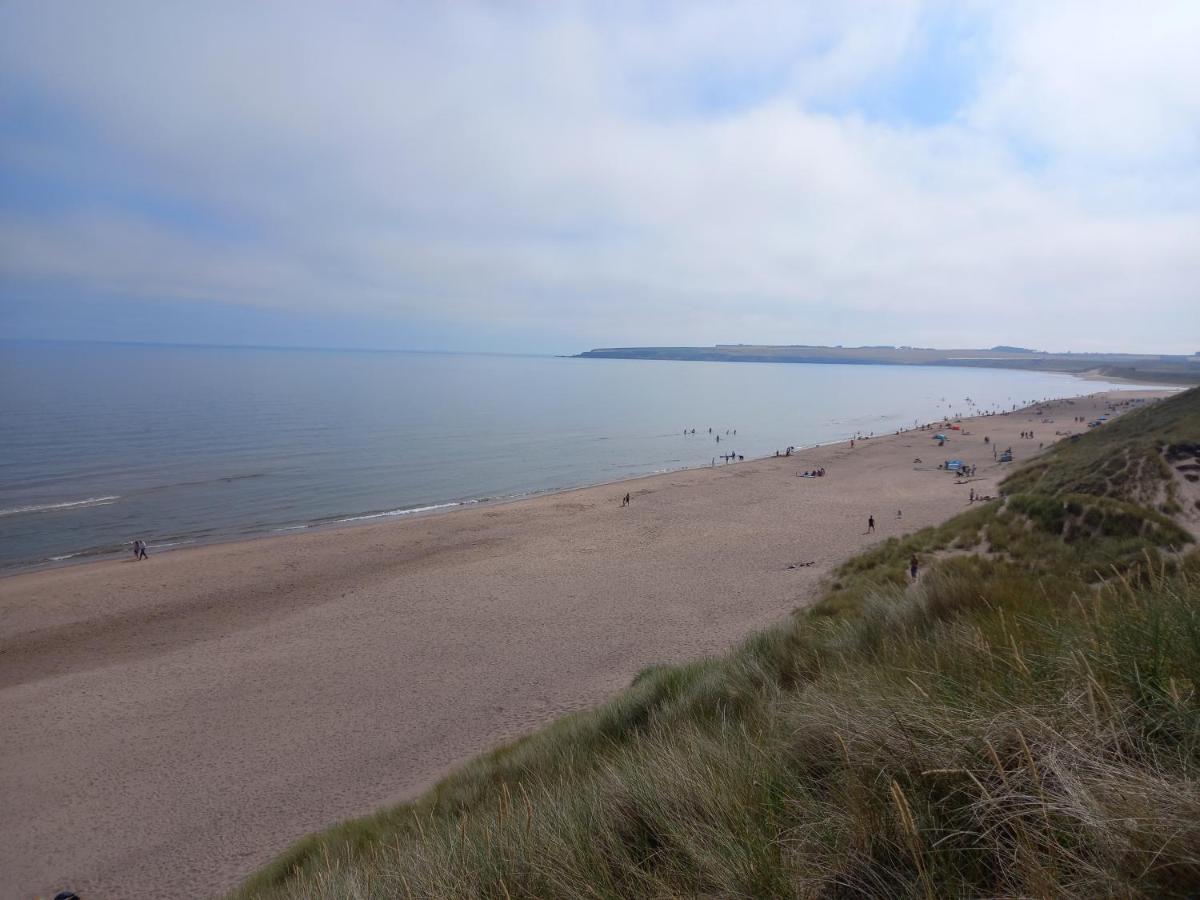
[0,342,1134,570]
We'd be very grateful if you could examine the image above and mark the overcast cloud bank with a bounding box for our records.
[1,1,1198,352]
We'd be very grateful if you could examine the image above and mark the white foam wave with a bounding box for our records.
[334,502,460,524]
[0,496,119,517]
[146,539,195,550]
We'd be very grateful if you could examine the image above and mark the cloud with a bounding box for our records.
[973,2,1200,171]
[1,1,1198,352]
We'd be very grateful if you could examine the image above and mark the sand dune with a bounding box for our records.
[0,390,1167,898]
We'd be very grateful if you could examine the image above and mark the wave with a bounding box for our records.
[611,459,683,470]
[332,501,464,524]
[39,541,129,565]
[28,537,193,567]
[276,498,493,533]
[146,539,195,550]
[157,472,268,490]
[0,496,119,517]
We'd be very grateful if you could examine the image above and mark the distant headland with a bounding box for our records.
[574,344,1200,383]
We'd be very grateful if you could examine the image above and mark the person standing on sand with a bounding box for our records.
[623,492,631,507]
[867,515,875,533]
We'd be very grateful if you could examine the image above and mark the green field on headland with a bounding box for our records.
[576,344,1200,384]
[236,389,1200,899]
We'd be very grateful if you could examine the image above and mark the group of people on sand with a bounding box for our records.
[131,539,148,560]
[1020,430,1035,439]
[798,468,826,478]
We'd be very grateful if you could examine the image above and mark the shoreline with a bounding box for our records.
[3,378,1180,579]
[0,427,1049,579]
[0,389,1174,897]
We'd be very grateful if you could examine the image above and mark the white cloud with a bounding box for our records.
[972,1,1200,170]
[1,1,1198,352]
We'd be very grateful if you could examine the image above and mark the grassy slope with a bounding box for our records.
[235,389,1200,900]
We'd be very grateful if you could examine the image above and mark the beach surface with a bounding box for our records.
[0,390,1168,898]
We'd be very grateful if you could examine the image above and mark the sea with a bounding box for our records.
[0,341,1138,571]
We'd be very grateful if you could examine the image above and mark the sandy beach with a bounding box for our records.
[0,389,1170,898]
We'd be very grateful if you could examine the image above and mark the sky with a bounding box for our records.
[1,1,1198,355]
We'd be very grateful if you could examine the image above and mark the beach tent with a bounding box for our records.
[946,459,963,472]
[950,424,962,430]
[933,433,947,441]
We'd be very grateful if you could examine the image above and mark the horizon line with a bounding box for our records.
[0,337,560,358]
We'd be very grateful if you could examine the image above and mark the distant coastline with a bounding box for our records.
[574,344,1200,384]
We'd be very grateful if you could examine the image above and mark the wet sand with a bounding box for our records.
[0,390,1168,898]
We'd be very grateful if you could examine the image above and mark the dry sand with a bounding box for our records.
[0,390,1169,898]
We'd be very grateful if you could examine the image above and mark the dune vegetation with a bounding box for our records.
[235,389,1200,900]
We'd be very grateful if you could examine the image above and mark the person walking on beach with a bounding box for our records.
[622,492,630,507]
[867,515,875,534]
[134,539,148,560]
